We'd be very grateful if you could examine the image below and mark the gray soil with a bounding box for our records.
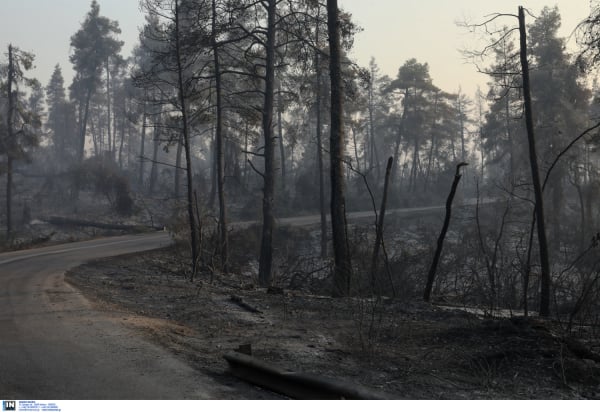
[65,245,600,399]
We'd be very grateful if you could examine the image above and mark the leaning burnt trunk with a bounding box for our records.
[424,162,468,302]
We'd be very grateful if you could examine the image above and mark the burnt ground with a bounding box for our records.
[65,244,600,400]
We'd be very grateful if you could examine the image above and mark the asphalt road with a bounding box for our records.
[0,233,236,400]
[235,197,484,228]
[0,199,486,399]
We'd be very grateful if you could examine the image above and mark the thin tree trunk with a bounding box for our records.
[505,86,515,178]
[175,136,183,198]
[209,131,217,209]
[476,89,485,182]
[90,114,99,157]
[106,59,112,158]
[519,6,551,317]
[148,113,160,195]
[370,157,393,293]
[118,109,126,169]
[79,87,93,162]
[328,0,352,297]
[112,91,118,160]
[410,136,420,192]
[174,0,199,280]
[138,100,147,186]
[6,45,15,237]
[243,122,249,189]
[423,162,468,302]
[315,12,327,259]
[368,68,380,181]
[425,134,436,190]
[425,92,439,189]
[6,157,13,237]
[212,0,228,273]
[230,138,242,192]
[258,0,277,287]
[392,90,408,183]
[458,94,466,161]
[278,85,286,193]
[127,113,133,169]
[352,126,360,171]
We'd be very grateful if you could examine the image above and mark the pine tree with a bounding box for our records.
[46,64,75,164]
[1,45,40,237]
[69,0,123,163]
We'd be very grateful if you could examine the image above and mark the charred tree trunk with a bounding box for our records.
[148,111,161,195]
[409,136,420,192]
[424,162,468,302]
[209,132,217,210]
[90,113,99,157]
[79,87,93,162]
[243,122,249,189]
[106,58,112,158]
[351,126,360,171]
[174,0,199,280]
[505,86,515,178]
[370,157,394,293]
[315,14,328,259]
[458,96,466,162]
[127,113,133,168]
[368,68,380,181]
[118,108,126,169]
[392,90,408,184]
[174,135,183,198]
[425,92,440,189]
[519,6,551,317]
[258,0,277,287]
[328,0,352,297]
[278,85,286,193]
[5,45,15,238]
[212,0,228,273]
[138,99,147,186]
[6,157,13,238]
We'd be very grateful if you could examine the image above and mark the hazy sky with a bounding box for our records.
[0,1,593,99]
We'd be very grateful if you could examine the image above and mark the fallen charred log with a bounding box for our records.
[45,216,160,232]
[224,351,388,400]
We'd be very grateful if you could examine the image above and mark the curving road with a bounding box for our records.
[0,233,236,399]
[0,200,488,399]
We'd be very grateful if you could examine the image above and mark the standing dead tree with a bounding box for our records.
[173,0,200,280]
[5,45,16,238]
[327,0,353,297]
[314,6,328,260]
[211,0,228,274]
[521,117,600,317]
[370,157,394,294]
[137,0,209,280]
[424,162,468,302]
[517,6,551,317]
[257,0,278,288]
[461,6,551,316]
